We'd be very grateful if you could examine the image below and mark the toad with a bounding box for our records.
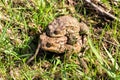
[41,15,89,53]
[46,16,89,44]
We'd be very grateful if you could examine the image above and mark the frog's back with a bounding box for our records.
[47,15,80,37]
[56,15,80,27]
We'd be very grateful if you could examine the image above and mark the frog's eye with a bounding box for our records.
[46,43,51,47]
[54,31,59,34]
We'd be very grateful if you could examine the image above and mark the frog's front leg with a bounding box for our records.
[79,22,89,35]
[64,39,82,60]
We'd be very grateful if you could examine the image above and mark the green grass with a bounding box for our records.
[0,0,120,79]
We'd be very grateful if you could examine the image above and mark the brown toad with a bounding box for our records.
[40,33,84,54]
[46,15,89,45]
[40,15,89,53]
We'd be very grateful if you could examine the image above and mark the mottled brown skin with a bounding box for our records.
[46,16,89,44]
[46,16,80,37]
[40,33,83,54]
[40,15,89,54]
[40,33,67,53]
